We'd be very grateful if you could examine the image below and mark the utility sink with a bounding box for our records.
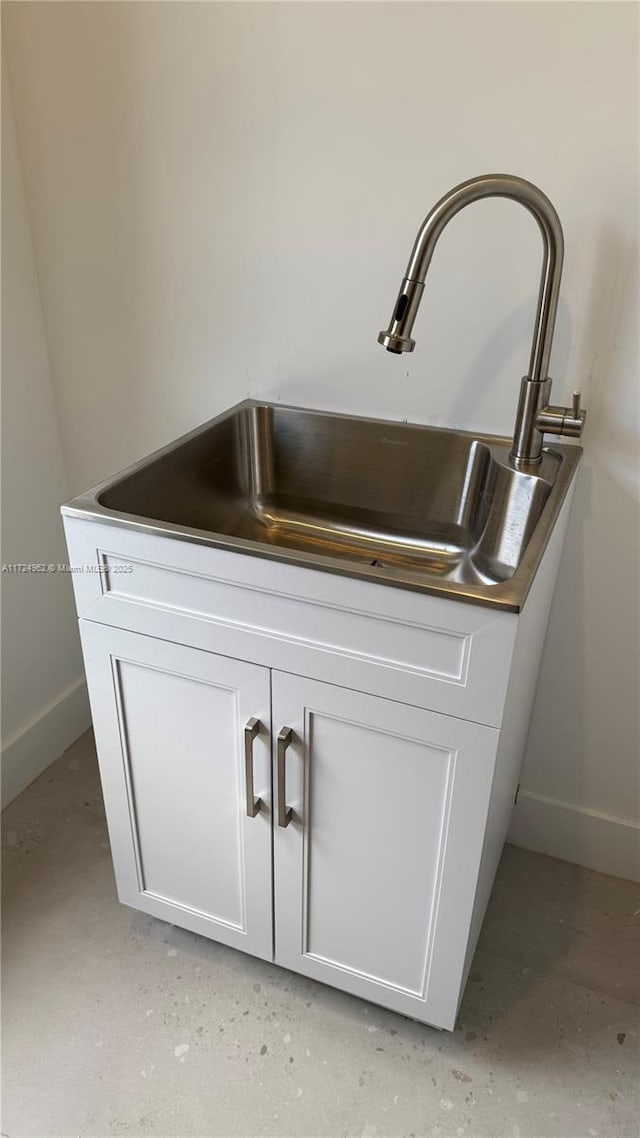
[63,401,581,611]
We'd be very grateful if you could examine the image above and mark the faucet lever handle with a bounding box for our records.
[534,387,587,440]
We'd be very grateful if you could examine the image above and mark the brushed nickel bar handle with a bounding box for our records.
[277,726,293,828]
[244,717,262,819]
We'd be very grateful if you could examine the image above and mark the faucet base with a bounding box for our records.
[509,376,551,466]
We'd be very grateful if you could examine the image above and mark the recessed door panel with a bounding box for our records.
[304,711,452,994]
[116,659,244,925]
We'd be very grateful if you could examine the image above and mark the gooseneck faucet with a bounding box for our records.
[378,174,586,466]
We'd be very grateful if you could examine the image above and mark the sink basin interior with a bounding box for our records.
[98,405,560,587]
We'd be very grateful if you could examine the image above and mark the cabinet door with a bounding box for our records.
[272,673,498,1029]
[80,621,273,961]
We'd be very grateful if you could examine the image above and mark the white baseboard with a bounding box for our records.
[508,789,640,883]
[1,676,91,808]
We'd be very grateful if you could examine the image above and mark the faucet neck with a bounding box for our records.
[378,174,581,466]
[404,174,564,384]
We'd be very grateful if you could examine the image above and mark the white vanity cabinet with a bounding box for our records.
[64,490,573,1030]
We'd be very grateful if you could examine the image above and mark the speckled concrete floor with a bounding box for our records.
[2,731,638,1138]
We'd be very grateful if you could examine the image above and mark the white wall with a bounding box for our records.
[1,61,90,805]
[3,2,638,875]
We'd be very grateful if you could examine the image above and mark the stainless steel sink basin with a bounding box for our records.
[62,401,581,611]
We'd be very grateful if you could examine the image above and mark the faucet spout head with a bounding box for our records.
[377,330,415,354]
[378,276,425,355]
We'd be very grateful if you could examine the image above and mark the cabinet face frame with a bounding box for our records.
[271,672,498,1030]
[80,621,274,962]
